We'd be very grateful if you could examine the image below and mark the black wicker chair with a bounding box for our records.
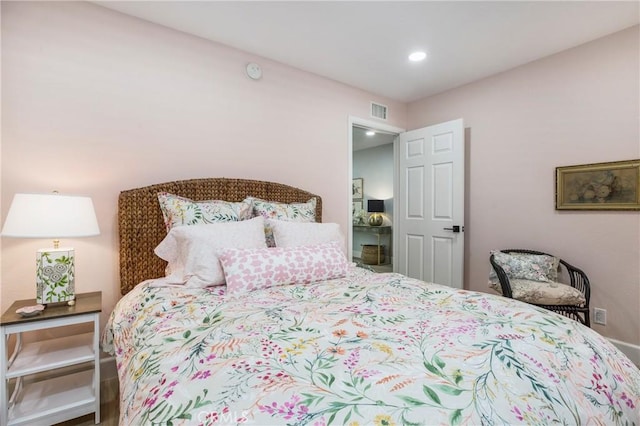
[489,249,590,327]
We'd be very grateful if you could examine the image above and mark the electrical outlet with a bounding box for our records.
[594,308,607,325]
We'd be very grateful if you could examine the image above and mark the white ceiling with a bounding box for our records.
[94,1,638,103]
[353,126,397,152]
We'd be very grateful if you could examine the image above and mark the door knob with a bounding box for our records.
[443,225,462,233]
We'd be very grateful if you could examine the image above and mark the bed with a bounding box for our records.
[103,178,640,425]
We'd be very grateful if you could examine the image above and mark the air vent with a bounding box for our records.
[370,102,388,120]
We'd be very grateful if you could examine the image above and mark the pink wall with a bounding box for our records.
[0,2,406,325]
[2,2,638,347]
[408,26,640,344]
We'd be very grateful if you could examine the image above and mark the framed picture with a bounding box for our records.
[352,178,363,200]
[352,200,363,214]
[555,159,640,210]
[352,200,364,224]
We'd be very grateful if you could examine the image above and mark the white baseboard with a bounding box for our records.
[608,338,640,366]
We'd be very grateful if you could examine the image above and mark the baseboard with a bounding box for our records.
[608,338,640,366]
[101,354,118,380]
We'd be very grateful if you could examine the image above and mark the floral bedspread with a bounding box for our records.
[103,266,640,425]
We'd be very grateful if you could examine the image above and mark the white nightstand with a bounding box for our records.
[0,292,101,425]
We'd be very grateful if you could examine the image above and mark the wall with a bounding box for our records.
[0,2,406,325]
[352,143,394,259]
[408,25,640,345]
[2,2,637,350]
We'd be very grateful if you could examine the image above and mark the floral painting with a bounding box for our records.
[352,201,366,224]
[556,159,640,210]
[352,178,363,200]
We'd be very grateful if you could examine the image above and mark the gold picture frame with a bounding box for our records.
[555,159,640,210]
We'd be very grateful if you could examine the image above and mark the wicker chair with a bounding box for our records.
[489,249,591,327]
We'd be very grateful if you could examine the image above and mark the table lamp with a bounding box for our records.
[1,193,100,306]
[367,199,384,226]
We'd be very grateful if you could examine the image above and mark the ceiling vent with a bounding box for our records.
[370,102,388,120]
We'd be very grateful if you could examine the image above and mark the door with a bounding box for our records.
[397,119,464,288]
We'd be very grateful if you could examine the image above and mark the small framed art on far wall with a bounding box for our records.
[352,178,363,200]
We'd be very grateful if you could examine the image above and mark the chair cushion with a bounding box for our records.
[489,251,559,283]
[490,279,586,306]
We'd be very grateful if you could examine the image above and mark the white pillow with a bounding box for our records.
[154,216,267,288]
[268,219,345,249]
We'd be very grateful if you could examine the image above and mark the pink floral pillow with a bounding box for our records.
[219,241,348,295]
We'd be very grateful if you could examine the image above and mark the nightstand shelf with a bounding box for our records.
[6,333,95,379]
[1,292,101,426]
[9,370,96,426]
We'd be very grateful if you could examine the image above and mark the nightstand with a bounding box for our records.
[0,291,101,425]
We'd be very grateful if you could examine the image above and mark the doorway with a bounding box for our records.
[348,117,403,271]
[348,117,466,288]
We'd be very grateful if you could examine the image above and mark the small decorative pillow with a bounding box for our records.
[268,219,344,249]
[154,216,267,288]
[158,192,253,231]
[246,197,317,247]
[489,251,559,284]
[219,240,348,295]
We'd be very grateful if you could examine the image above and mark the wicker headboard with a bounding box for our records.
[118,178,322,295]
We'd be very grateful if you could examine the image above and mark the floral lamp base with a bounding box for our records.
[36,247,75,305]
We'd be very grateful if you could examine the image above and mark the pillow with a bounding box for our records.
[268,219,344,249]
[219,240,348,295]
[246,197,317,246]
[490,279,586,306]
[489,251,559,284]
[157,192,252,231]
[154,216,267,288]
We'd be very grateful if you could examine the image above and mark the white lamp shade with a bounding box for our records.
[2,193,100,238]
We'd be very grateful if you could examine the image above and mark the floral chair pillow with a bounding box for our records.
[489,251,559,284]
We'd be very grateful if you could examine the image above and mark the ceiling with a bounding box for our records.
[94,1,638,103]
[353,126,397,152]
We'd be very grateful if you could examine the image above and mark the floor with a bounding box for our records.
[353,258,393,273]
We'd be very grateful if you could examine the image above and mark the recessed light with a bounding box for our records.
[366,130,376,136]
[409,51,427,62]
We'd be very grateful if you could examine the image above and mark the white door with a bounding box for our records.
[397,119,464,288]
